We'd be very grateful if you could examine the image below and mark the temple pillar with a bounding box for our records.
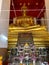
[45,0,49,31]
[0,0,10,57]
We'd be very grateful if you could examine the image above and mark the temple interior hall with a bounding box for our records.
[0,0,49,65]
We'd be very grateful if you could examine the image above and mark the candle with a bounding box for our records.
[0,56,3,65]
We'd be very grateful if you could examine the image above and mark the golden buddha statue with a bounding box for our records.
[13,3,34,27]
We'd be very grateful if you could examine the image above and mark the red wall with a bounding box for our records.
[10,0,45,23]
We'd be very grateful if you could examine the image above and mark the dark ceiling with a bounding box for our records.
[10,0,45,23]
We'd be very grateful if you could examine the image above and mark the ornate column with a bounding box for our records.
[45,0,49,31]
[0,0,11,57]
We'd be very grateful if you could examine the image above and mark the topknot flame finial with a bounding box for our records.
[21,3,27,16]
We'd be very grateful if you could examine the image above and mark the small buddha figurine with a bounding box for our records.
[24,43,29,48]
